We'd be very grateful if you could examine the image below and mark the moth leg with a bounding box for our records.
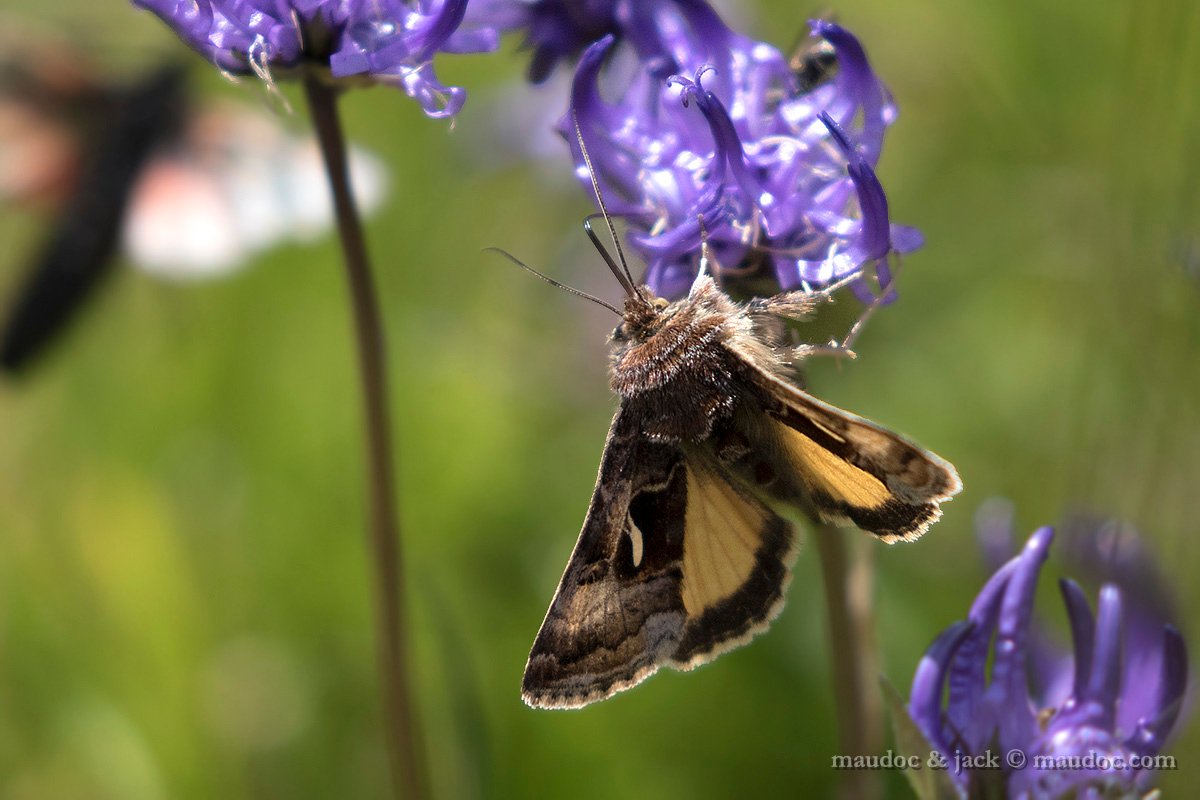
[746,264,867,323]
[791,340,857,363]
[746,290,828,322]
[840,253,904,351]
[745,289,839,356]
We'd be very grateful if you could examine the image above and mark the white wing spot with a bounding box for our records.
[628,521,644,569]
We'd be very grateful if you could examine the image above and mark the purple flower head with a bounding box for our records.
[975,502,1185,742]
[133,1,497,117]
[561,7,921,300]
[909,525,1189,797]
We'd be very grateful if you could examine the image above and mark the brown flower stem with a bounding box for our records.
[303,74,424,800]
[814,523,883,800]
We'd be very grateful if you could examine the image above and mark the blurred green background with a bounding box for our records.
[1,0,1198,797]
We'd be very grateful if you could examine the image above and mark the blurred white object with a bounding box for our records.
[123,103,389,280]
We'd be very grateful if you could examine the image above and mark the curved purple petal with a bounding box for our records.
[1082,586,1124,721]
[671,71,770,218]
[908,620,974,759]
[982,526,1053,753]
[810,20,887,160]
[1060,578,1096,698]
[1127,625,1188,758]
[819,111,892,308]
[567,36,662,218]
[889,223,925,253]
[945,558,1017,750]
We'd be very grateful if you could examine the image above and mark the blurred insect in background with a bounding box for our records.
[0,33,388,372]
[789,29,839,92]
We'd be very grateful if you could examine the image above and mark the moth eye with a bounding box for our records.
[653,297,669,310]
[611,323,629,342]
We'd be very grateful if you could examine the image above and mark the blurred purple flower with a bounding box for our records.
[975,502,1184,742]
[909,526,1188,797]
[464,0,620,83]
[133,0,497,117]
[557,7,920,300]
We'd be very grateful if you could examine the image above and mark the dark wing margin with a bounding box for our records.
[522,410,798,709]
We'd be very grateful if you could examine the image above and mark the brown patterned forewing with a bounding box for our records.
[522,410,689,709]
[522,409,799,709]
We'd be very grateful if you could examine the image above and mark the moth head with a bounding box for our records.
[612,291,669,344]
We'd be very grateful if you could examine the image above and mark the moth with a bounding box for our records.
[521,126,962,711]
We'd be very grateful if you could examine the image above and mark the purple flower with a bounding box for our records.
[464,0,620,83]
[909,526,1188,797]
[558,6,920,300]
[133,1,497,116]
[975,503,1184,744]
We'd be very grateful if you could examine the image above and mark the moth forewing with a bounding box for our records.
[521,411,690,709]
[724,369,962,542]
[703,277,962,541]
[521,410,800,710]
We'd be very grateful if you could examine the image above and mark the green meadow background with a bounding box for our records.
[1,1,1198,797]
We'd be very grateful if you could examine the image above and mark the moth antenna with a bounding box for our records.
[572,110,641,301]
[483,247,622,316]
